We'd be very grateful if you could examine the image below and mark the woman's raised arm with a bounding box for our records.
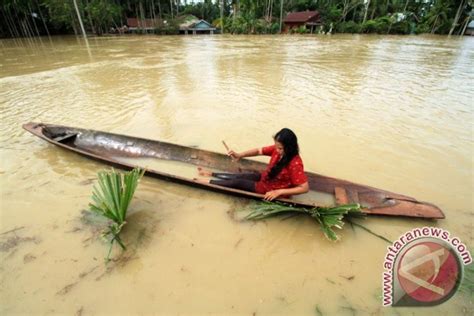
[227,148,262,160]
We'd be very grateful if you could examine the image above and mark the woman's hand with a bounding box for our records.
[227,150,241,161]
[264,189,283,201]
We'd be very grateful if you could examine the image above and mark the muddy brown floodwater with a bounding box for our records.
[1,34,472,315]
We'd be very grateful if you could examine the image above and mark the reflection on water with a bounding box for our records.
[0,34,472,315]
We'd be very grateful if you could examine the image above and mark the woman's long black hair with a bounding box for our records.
[267,128,299,180]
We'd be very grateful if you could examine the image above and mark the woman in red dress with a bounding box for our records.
[196,128,309,201]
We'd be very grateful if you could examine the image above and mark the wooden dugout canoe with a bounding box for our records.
[22,122,445,219]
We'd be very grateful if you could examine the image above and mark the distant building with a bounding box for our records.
[126,18,158,32]
[465,20,474,36]
[180,19,217,35]
[283,11,321,33]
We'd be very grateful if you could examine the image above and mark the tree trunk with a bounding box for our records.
[28,3,41,37]
[264,0,268,21]
[233,3,237,22]
[279,0,284,33]
[269,0,273,22]
[158,0,162,19]
[5,8,21,37]
[459,16,469,35]
[220,0,224,33]
[403,0,409,13]
[12,6,27,37]
[170,0,174,19]
[20,21,29,38]
[36,0,51,37]
[85,0,96,34]
[73,0,87,38]
[2,9,16,37]
[69,8,79,35]
[139,1,146,31]
[431,15,439,34]
[151,0,156,21]
[363,0,371,23]
[448,0,465,36]
[342,0,348,22]
[370,0,377,20]
[24,10,37,37]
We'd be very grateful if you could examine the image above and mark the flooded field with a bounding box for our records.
[0,34,473,315]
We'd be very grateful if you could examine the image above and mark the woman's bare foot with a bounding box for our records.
[193,178,210,185]
[197,167,213,177]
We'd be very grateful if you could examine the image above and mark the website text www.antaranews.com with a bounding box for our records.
[382,226,472,306]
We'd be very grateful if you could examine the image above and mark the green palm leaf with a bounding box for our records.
[89,167,144,260]
[241,201,363,241]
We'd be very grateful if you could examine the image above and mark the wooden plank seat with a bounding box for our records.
[53,133,77,143]
[335,186,349,205]
[335,186,360,205]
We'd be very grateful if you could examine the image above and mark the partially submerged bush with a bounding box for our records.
[336,21,362,34]
[362,16,393,34]
[295,25,309,34]
[154,20,180,35]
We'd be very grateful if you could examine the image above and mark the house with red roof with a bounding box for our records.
[126,18,159,32]
[283,11,321,33]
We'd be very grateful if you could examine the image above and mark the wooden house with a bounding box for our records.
[126,18,158,32]
[180,19,217,35]
[283,11,321,33]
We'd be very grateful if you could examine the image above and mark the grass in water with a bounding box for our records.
[89,167,144,260]
[241,201,364,241]
[459,262,474,299]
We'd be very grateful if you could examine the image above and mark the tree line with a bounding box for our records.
[1,0,472,37]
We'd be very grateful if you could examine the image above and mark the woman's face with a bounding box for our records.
[274,141,284,156]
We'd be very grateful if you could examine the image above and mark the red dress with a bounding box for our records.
[255,145,308,194]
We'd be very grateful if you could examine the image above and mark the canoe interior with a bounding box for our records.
[23,122,445,219]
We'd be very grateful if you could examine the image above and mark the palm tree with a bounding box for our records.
[448,0,467,35]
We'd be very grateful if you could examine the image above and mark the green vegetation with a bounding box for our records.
[0,0,471,37]
[241,201,363,241]
[89,167,144,260]
[459,262,474,299]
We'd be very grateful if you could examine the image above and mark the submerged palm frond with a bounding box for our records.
[89,167,144,260]
[242,201,364,241]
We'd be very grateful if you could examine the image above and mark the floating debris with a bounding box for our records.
[0,226,25,235]
[79,178,96,186]
[75,307,84,316]
[314,304,323,316]
[339,275,355,281]
[0,235,40,252]
[325,278,337,285]
[23,253,36,263]
[234,237,243,249]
